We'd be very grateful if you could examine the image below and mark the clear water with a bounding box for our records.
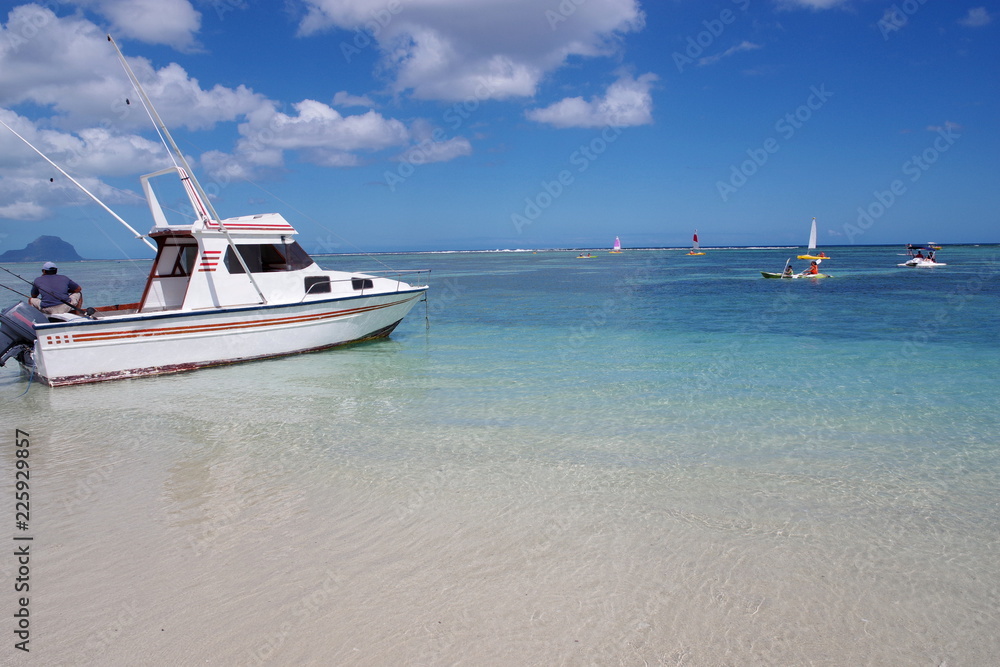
[2,246,998,664]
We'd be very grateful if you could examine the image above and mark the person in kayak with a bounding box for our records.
[803,261,819,275]
[782,264,795,277]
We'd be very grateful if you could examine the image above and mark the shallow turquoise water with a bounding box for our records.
[2,245,998,664]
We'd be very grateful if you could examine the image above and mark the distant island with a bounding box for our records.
[0,235,83,263]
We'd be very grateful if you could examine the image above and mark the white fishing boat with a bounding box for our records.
[609,236,622,253]
[0,36,427,387]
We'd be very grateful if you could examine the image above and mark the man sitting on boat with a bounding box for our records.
[29,261,83,315]
[783,264,795,277]
[803,261,819,275]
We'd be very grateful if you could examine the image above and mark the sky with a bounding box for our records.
[0,0,997,259]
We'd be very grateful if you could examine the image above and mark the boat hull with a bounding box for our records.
[27,289,425,386]
[761,272,830,279]
[898,260,946,267]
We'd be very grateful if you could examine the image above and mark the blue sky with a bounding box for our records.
[0,0,997,258]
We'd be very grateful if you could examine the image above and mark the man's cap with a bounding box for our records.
[42,261,57,270]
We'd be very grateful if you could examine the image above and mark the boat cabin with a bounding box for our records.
[115,166,380,315]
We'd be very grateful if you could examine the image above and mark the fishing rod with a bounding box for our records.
[0,265,94,317]
[0,281,30,300]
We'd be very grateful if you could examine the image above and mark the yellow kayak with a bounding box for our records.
[797,254,830,260]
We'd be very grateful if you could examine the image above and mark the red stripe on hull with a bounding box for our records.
[42,297,413,345]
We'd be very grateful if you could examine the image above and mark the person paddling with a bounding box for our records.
[802,260,819,276]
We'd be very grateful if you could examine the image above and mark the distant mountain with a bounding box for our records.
[0,235,84,263]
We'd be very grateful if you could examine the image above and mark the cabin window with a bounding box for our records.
[283,242,314,270]
[224,241,314,274]
[352,278,374,290]
[225,246,261,273]
[304,276,331,294]
[160,245,197,276]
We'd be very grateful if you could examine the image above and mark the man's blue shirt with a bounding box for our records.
[31,273,80,308]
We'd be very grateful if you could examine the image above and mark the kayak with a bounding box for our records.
[797,254,830,260]
[686,252,706,256]
[761,272,831,279]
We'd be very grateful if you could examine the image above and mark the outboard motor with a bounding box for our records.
[0,302,46,368]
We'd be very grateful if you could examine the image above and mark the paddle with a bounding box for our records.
[797,258,821,278]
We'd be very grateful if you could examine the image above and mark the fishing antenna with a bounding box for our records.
[107,34,266,303]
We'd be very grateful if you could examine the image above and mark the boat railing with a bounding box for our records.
[362,269,431,293]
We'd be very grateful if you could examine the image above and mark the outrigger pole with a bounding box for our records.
[0,117,157,252]
[107,34,267,305]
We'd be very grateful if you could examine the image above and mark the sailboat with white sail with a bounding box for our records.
[0,35,428,387]
[797,217,829,260]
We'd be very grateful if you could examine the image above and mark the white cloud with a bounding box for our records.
[0,107,168,220]
[119,61,267,131]
[525,72,657,129]
[73,0,202,51]
[393,120,472,165]
[198,100,413,178]
[0,200,47,221]
[926,121,962,133]
[774,0,850,10]
[253,100,408,152]
[698,41,762,67]
[333,91,376,108]
[958,7,992,28]
[0,108,169,179]
[298,0,645,101]
[0,6,265,132]
[0,3,478,195]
